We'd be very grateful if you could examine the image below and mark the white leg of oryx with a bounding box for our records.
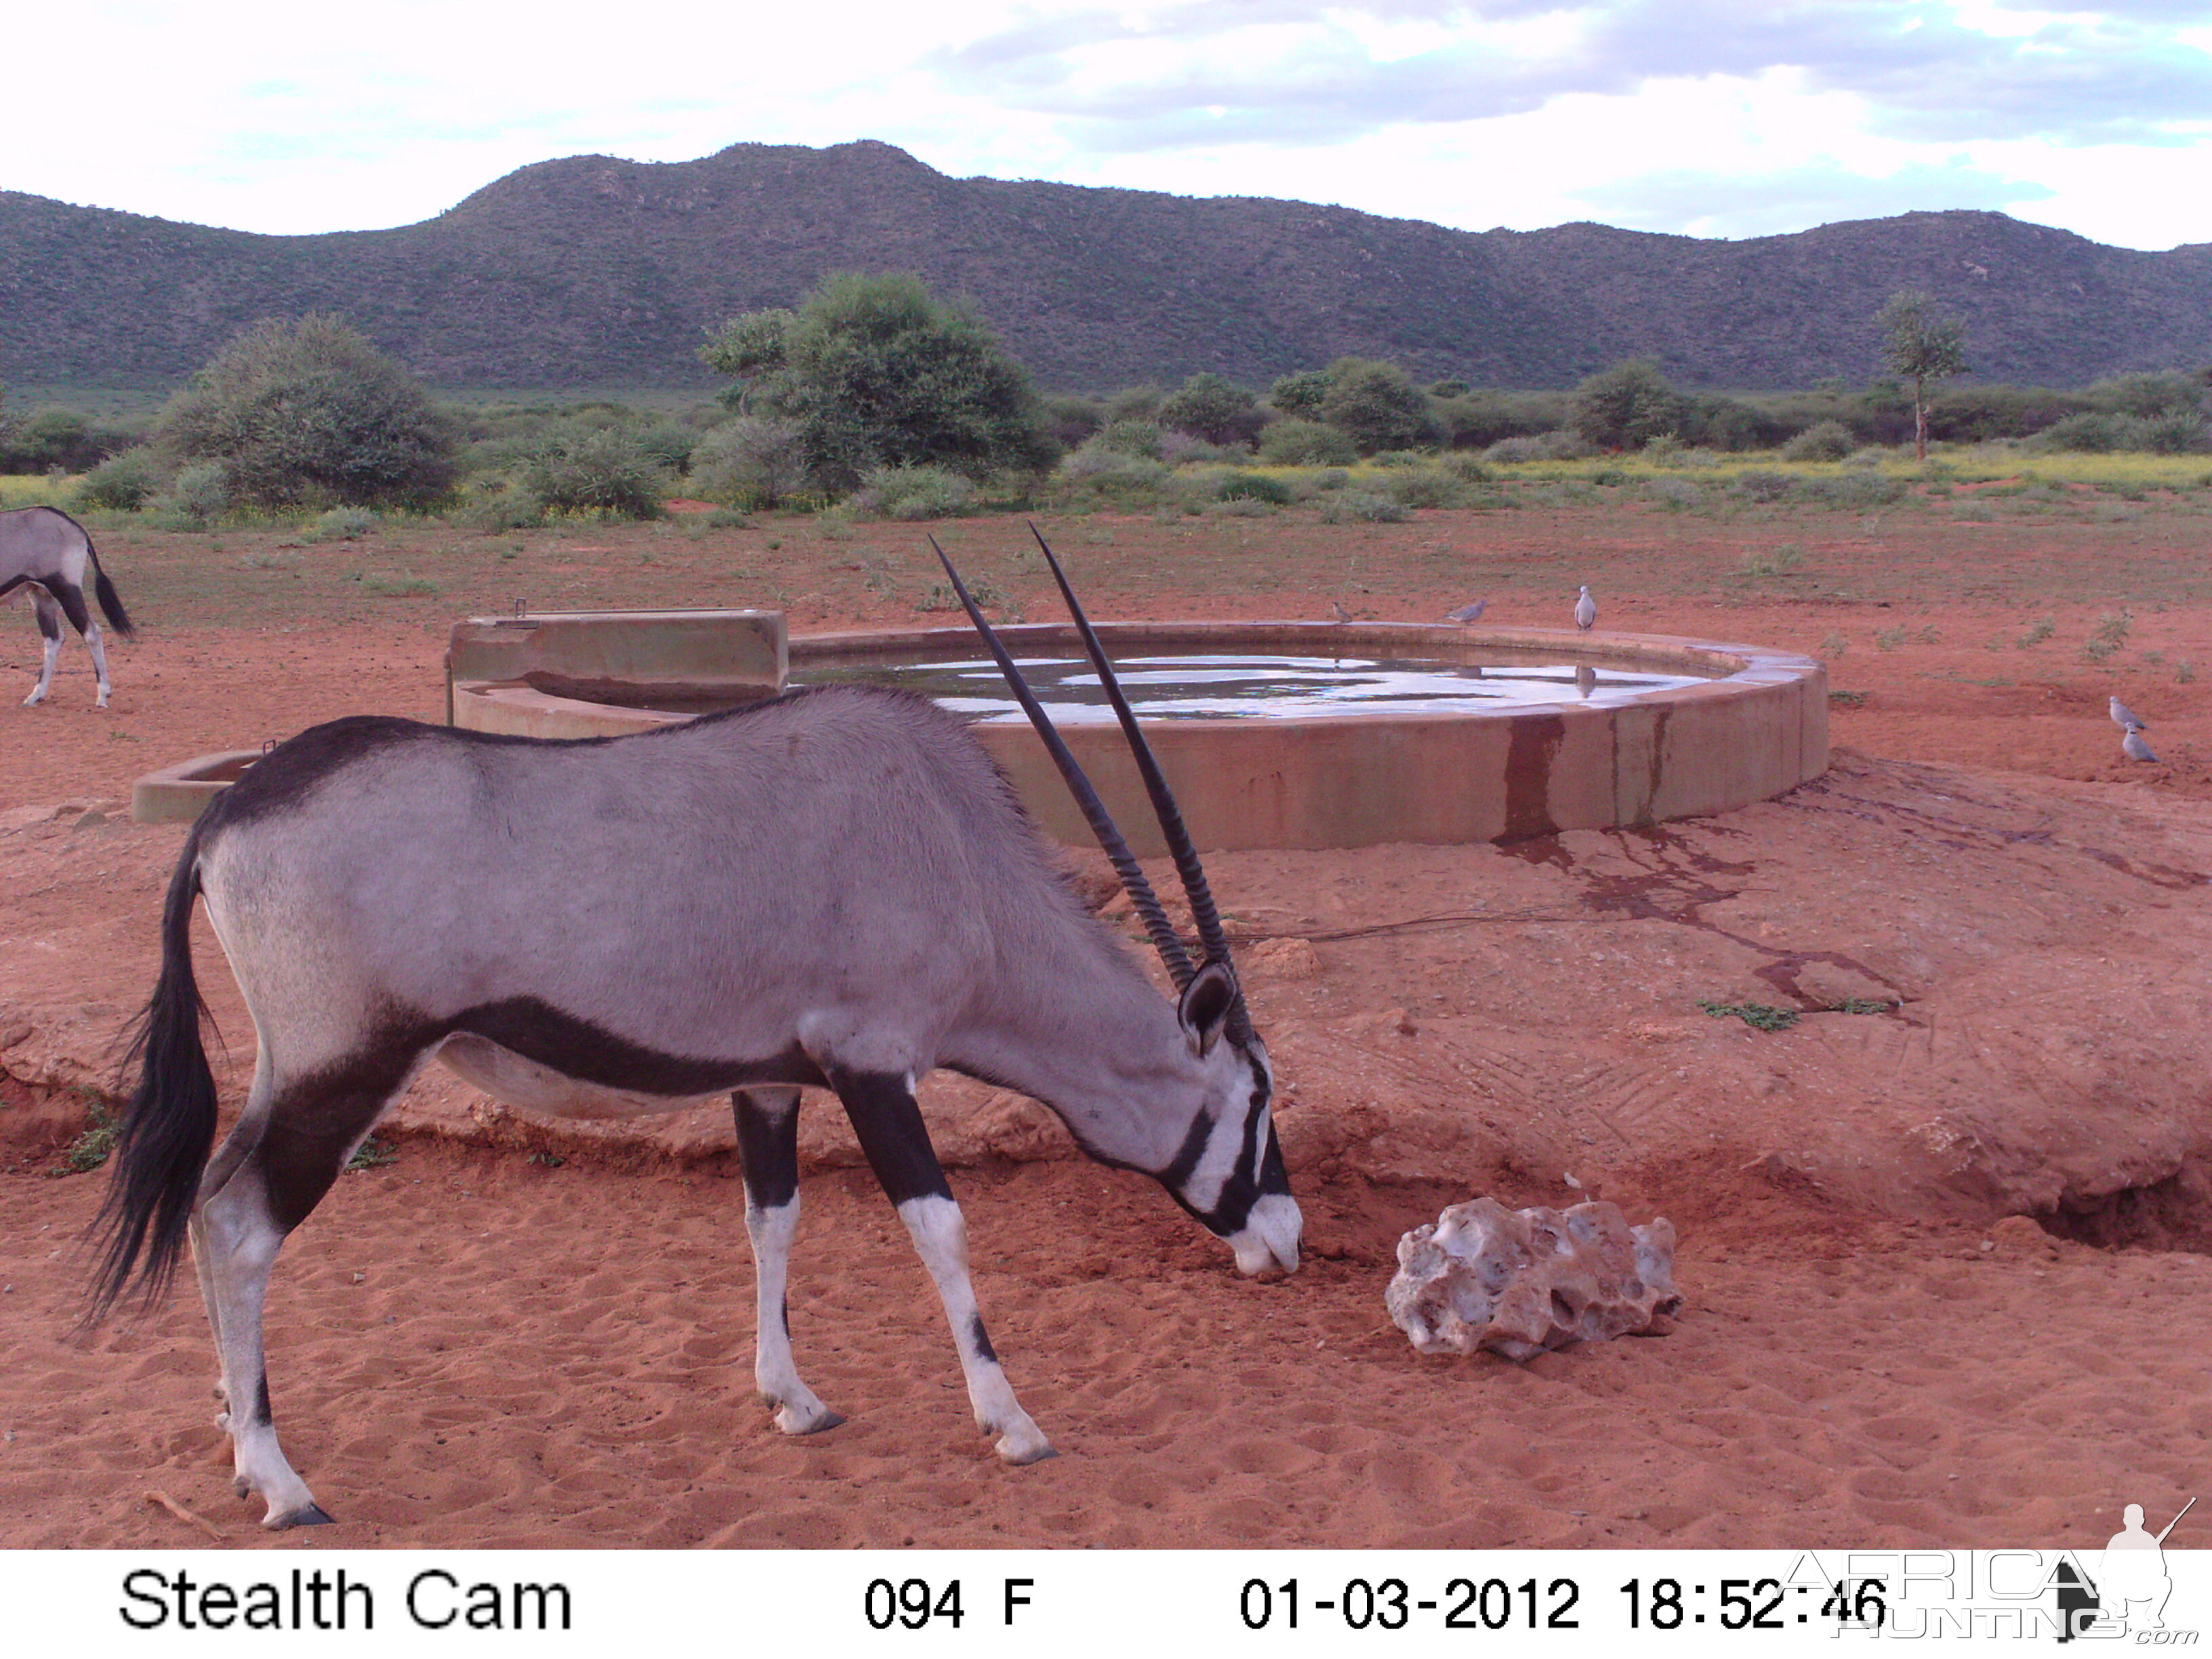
[193,1044,413,1528]
[830,1067,1054,1465]
[194,1154,331,1528]
[83,619,112,708]
[731,1086,842,1436]
[23,590,62,706]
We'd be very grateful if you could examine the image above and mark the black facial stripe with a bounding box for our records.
[1159,1110,1212,1193]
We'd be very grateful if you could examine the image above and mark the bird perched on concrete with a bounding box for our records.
[1330,599,1354,624]
[1573,586,1597,631]
[1445,599,1487,625]
[2123,726,2162,763]
[2111,695,2148,731]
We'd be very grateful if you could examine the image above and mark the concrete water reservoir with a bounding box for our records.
[443,610,1828,853]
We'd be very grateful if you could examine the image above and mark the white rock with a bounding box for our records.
[1386,1197,1680,1360]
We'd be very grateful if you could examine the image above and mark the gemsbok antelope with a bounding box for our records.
[3,506,134,708]
[89,533,1300,1528]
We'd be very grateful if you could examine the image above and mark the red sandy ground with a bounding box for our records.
[1,498,2208,1549]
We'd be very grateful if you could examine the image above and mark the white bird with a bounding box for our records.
[1573,586,1597,631]
[2110,695,2148,731]
[2123,727,2162,763]
[1444,599,1487,625]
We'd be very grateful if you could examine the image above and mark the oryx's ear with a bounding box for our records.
[1178,958,1240,1058]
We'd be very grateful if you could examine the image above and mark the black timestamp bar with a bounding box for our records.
[1619,1576,1888,1631]
[1240,1575,1582,1632]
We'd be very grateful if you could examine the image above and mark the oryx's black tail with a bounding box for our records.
[87,817,217,1321]
[89,546,134,639]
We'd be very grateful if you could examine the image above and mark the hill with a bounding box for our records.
[3,140,2208,393]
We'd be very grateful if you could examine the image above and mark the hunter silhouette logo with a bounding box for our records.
[2059,1496,2196,1641]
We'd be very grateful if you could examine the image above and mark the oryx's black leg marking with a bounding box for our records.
[733,1086,840,1435]
[826,1067,1054,1464]
[51,580,90,637]
[195,1037,426,1531]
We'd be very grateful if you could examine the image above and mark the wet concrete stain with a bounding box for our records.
[1500,714,1565,843]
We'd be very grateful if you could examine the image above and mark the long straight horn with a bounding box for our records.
[929,538,1196,987]
[1025,523,1251,1042]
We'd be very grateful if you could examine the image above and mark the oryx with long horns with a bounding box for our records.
[89,532,1298,1528]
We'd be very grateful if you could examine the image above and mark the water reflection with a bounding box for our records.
[791,653,1709,724]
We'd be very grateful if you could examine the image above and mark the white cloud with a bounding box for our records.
[2,1,2207,249]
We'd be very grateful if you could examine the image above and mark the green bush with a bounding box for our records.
[700,271,1054,491]
[635,420,702,474]
[519,424,666,518]
[153,313,457,509]
[1090,419,1164,459]
[1432,389,1571,450]
[1257,418,1357,466]
[0,408,136,474]
[1380,467,1464,509]
[1782,419,1856,462]
[2036,412,2132,452]
[1050,447,1172,511]
[305,505,378,541]
[1319,358,1441,455]
[1040,393,1104,452]
[155,462,231,527]
[1158,373,1263,446]
[689,415,811,507]
[76,450,162,511]
[850,463,978,520]
[455,477,546,531]
[1481,430,1595,464]
[1570,359,1691,451]
[1218,471,1292,504]
[1796,472,1908,510]
[1268,370,1332,417]
[1731,470,1796,504]
[1317,489,1407,524]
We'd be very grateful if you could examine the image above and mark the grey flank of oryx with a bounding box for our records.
[1,506,134,707]
[89,532,1300,1530]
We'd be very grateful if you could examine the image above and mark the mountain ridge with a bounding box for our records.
[3,140,2206,392]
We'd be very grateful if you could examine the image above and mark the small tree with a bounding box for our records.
[153,314,456,509]
[700,272,1052,491]
[1569,359,1689,451]
[1317,358,1439,455]
[1876,291,1968,462]
[1157,373,1262,446]
[1269,369,1332,417]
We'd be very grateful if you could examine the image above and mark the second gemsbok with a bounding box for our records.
[90,535,1299,1529]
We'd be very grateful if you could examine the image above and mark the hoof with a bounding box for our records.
[232,1476,253,1500]
[995,1437,1059,1467]
[775,1404,846,1437]
[267,1502,336,1530]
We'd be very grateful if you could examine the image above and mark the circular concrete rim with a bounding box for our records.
[448,619,1829,851]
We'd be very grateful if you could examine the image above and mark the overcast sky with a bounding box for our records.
[14,1,2211,248]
